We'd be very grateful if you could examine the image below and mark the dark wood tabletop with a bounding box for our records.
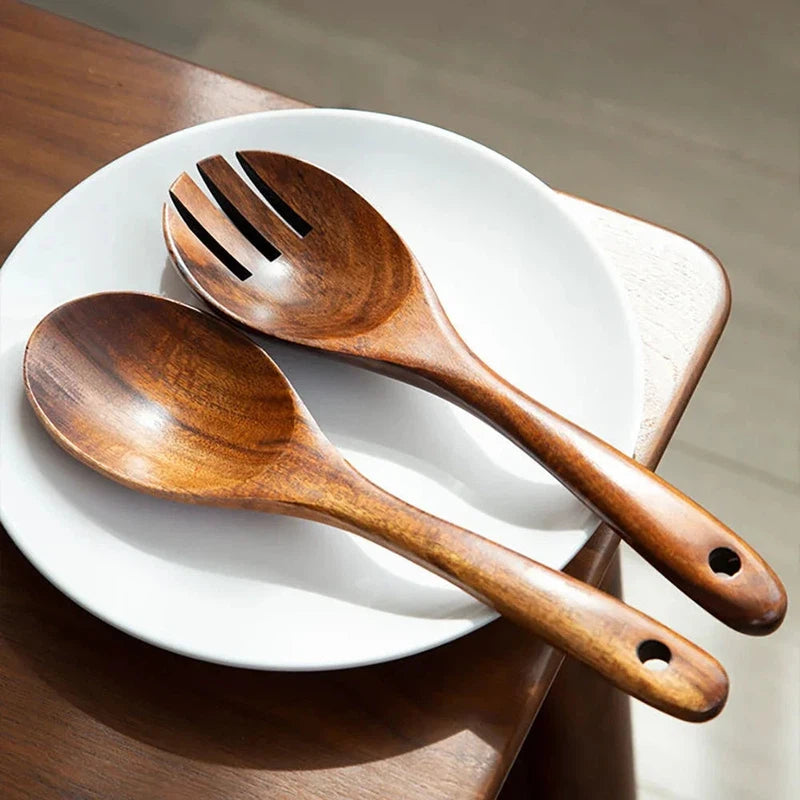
[0,1,730,798]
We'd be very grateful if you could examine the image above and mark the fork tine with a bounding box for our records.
[166,195,301,331]
[197,156,303,257]
[163,199,251,302]
[236,151,318,234]
[168,172,282,281]
[162,201,248,319]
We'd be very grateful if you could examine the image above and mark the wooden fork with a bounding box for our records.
[163,151,786,635]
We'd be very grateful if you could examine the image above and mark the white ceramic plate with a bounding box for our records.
[0,110,642,669]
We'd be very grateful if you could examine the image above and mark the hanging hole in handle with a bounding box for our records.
[709,546,742,576]
[637,639,672,671]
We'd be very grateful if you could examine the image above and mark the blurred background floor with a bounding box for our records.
[24,1,800,797]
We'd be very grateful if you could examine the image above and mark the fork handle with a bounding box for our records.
[416,348,786,635]
[318,466,728,722]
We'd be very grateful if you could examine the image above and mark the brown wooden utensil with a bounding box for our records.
[163,151,786,636]
[24,292,728,721]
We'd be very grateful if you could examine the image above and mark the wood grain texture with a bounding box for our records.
[23,292,730,722]
[0,1,731,797]
[164,150,785,635]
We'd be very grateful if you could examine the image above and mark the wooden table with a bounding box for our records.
[0,2,729,797]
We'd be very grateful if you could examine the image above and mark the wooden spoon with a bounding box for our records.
[162,151,786,635]
[25,292,728,721]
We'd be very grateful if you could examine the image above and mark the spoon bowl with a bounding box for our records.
[24,292,299,501]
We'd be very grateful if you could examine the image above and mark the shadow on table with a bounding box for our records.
[1,530,558,770]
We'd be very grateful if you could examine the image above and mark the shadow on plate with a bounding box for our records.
[14,379,468,617]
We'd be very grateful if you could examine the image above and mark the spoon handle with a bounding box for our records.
[418,349,786,635]
[320,467,728,721]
